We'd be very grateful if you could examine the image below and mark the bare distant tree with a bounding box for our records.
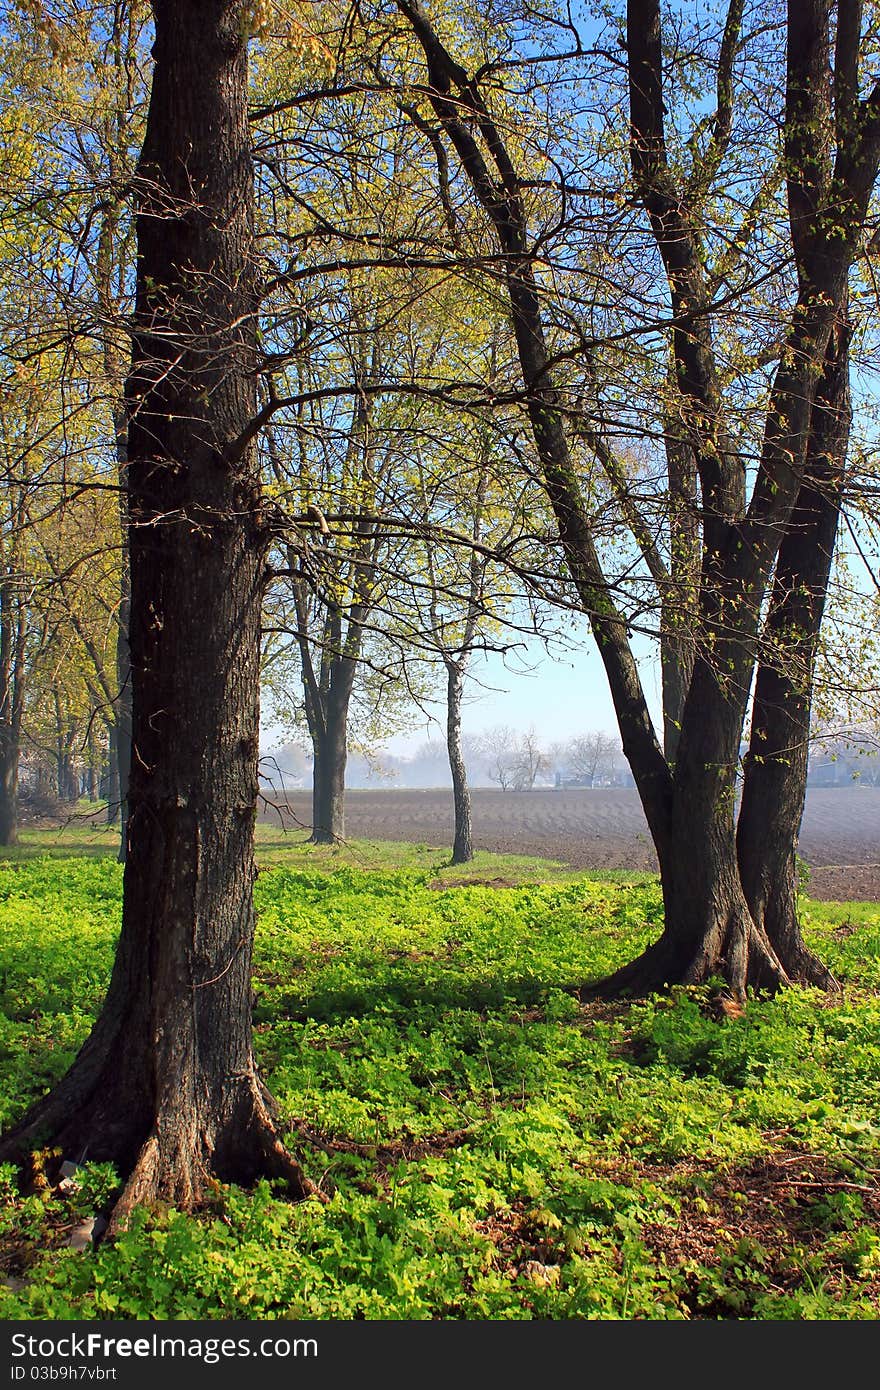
[479,724,519,791]
[512,726,549,790]
[565,732,620,788]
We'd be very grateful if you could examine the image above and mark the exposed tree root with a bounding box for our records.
[107,1082,320,1234]
[786,948,840,992]
[1,1046,320,1234]
[582,908,793,1002]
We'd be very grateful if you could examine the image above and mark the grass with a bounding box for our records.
[0,831,878,1319]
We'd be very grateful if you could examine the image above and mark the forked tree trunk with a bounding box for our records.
[589,651,789,999]
[397,0,880,999]
[446,659,473,864]
[737,320,850,992]
[0,0,313,1221]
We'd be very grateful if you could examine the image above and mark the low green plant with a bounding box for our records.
[0,845,877,1320]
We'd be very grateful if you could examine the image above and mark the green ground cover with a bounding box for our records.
[0,838,878,1319]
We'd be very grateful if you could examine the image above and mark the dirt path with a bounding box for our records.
[261,786,880,901]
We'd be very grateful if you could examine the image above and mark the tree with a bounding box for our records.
[563,732,620,788]
[394,0,880,995]
[257,94,454,843]
[405,348,537,859]
[511,726,548,790]
[0,0,314,1219]
[479,723,519,790]
[0,2,149,851]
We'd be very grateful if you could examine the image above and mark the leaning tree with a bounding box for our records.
[0,0,316,1220]
[391,0,880,994]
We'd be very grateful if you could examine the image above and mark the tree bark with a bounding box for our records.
[446,659,472,864]
[0,727,18,846]
[0,578,24,846]
[591,638,789,998]
[311,701,348,844]
[396,0,880,997]
[737,316,850,991]
[114,454,132,861]
[0,0,313,1220]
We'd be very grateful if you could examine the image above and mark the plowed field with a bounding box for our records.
[260,786,880,901]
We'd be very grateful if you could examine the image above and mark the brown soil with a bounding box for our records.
[261,786,880,902]
[466,1144,880,1315]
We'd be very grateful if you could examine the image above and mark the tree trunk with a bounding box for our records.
[0,580,23,847]
[114,419,132,861]
[589,655,788,999]
[311,709,347,844]
[0,0,313,1221]
[737,318,850,992]
[105,723,121,824]
[115,589,132,860]
[0,726,18,846]
[399,0,880,998]
[445,659,472,864]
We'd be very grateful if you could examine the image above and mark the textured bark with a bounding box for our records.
[114,483,132,859]
[660,423,699,764]
[0,730,18,846]
[590,641,789,998]
[737,319,850,992]
[311,704,348,844]
[0,0,313,1218]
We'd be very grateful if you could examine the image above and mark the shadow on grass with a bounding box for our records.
[258,965,596,1026]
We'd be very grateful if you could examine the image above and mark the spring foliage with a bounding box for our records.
[0,845,878,1319]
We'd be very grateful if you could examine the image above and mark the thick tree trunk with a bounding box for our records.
[112,389,132,859]
[0,0,313,1220]
[445,659,472,864]
[737,320,849,992]
[659,622,691,766]
[114,415,132,860]
[588,666,788,999]
[311,711,347,844]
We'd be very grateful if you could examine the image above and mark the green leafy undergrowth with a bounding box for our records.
[0,853,878,1319]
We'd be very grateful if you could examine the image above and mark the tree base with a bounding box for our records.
[308,830,342,846]
[582,912,793,1001]
[0,1053,319,1231]
[107,1078,318,1233]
